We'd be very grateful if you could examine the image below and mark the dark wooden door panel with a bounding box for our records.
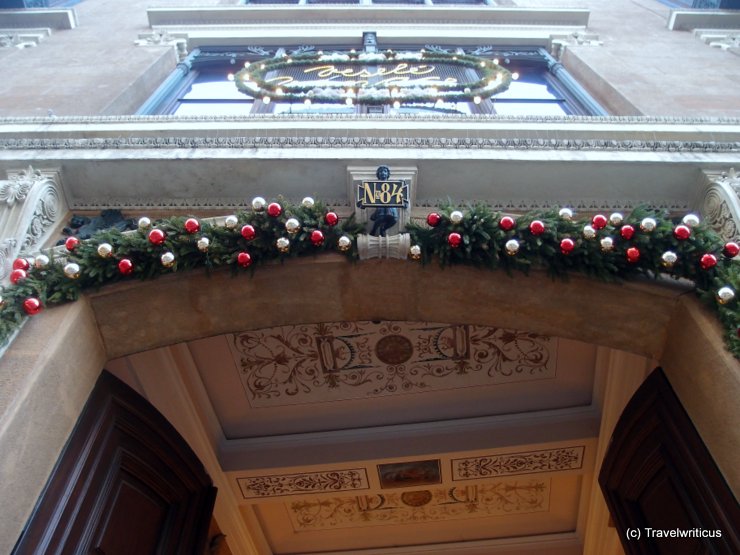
[13,370,216,555]
[599,368,739,555]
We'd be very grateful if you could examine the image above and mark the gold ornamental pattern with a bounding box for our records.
[452,447,586,480]
[229,321,556,407]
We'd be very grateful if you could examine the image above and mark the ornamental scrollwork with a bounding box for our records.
[237,469,369,499]
[452,446,585,480]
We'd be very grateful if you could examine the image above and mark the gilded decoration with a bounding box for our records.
[237,469,369,499]
[229,321,555,407]
[452,447,585,480]
[288,479,550,530]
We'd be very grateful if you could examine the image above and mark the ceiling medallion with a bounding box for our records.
[375,334,414,365]
[235,50,512,106]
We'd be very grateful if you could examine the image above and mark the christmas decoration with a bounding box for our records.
[682,214,700,227]
[582,225,596,240]
[499,216,516,231]
[559,208,573,221]
[224,215,239,229]
[65,236,80,252]
[148,229,166,245]
[285,218,301,234]
[591,214,607,230]
[252,197,266,211]
[700,253,718,270]
[661,251,678,268]
[197,237,210,252]
[161,252,175,268]
[609,212,623,226]
[10,269,26,284]
[409,245,422,260]
[241,224,256,241]
[673,224,691,240]
[505,239,520,255]
[427,212,442,227]
[337,235,352,252]
[276,237,290,253]
[97,243,113,258]
[626,247,640,263]
[310,230,325,246]
[12,258,30,271]
[34,255,49,269]
[450,210,464,224]
[267,202,283,217]
[184,218,200,234]
[640,217,657,232]
[447,232,463,248]
[717,287,735,305]
[560,238,575,255]
[23,298,42,316]
[64,263,80,279]
[325,212,339,226]
[723,242,740,258]
[302,197,315,208]
[600,237,614,252]
[529,220,545,235]
[137,217,151,230]
[237,252,252,268]
[620,225,635,240]
[118,259,134,275]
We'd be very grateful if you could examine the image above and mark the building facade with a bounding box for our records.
[1,1,739,554]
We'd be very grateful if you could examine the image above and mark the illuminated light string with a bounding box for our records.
[234,50,514,106]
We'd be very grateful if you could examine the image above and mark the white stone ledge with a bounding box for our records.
[668,9,740,31]
[0,9,77,31]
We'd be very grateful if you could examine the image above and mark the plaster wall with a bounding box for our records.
[0,1,739,117]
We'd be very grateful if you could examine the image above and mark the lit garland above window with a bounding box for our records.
[234,50,513,107]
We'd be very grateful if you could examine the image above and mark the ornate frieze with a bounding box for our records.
[229,321,556,407]
[0,167,65,282]
[236,469,369,499]
[702,168,740,242]
[452,446,585,481]
[288,479,549,530]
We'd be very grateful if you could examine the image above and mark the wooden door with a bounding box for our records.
[599,368,739,555]
[12,371,216,555]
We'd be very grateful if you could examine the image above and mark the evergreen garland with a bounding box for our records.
[1,201,739,360]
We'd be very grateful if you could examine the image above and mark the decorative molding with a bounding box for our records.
[134,30,188,60]
[702,168,740,242]
[452,446,585,481]
[550,31,603,59]
[0,166,66,282]
[288,479,550,530]
[0,135,737,153]
[64,196,351,211]
[0,28,50,49]
[357,233,411,260]
[229,321,556,407]
[694,28,740,51]
[236,469,369,499]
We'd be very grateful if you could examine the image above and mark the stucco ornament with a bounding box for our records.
[0,166,37,205]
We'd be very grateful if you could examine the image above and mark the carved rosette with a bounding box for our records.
[702,169,740,242]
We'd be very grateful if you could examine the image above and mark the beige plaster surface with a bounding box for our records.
[0,298,106,555]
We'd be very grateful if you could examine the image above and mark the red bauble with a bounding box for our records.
[529,220,545,235]
[591,214,607,230]
[499,216,516,231]
[723,241,740,258]
[118,258,134,275]
[324,211,339,226]
[673,225,691,241]
[626,247,640,263]
[447,232,463,248]
[23,297,42,316]
[267,202,283,217]
[237,251,252,268]
[12,258,30,271]
[241,224,256,240]
[560,238,575,254]
[65,236,80,251]
[184,218,200,234]
[700,253,718,270]
[426,212,442,227]
[620,225,635,240]
[10,268,27,284]
[148,228,166,245]
[310,229,325,246]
